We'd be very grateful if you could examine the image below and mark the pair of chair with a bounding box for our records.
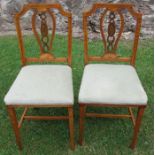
[4,3,147,151]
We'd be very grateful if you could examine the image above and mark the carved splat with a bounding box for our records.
[100,10,124,59]
[32,9,56,60]
[39,12,49,52]
[107,11,116,52]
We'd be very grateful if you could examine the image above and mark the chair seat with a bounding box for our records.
[4,65,74,105]
[78,64,147,105]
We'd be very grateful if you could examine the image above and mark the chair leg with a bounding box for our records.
[130,106,145,149]
[79,104,86,145]
[68,106,75,150]
[7,106,22,150]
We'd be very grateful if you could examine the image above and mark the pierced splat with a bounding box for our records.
[107,11,116,52]
[100,9,124,59]
[39,12,49,52]
[32,9,56,60]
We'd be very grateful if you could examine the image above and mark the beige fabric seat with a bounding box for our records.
[5,65,74,105]
[79,64,147,105]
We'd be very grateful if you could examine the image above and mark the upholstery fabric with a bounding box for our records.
[4,65,74,105]
[78,64,147,105]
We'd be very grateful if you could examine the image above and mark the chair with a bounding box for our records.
[4,3,75,150]
[78,3,147,149]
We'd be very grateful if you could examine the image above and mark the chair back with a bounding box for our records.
[15,3,72,66]
[83,3,142,66]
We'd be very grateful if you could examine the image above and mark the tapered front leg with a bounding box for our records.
[130,106,145,149]
[79,104,86,145]
[68,106,75,150]
[7,106,22,150]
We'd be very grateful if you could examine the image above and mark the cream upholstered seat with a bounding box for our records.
[5,65,74,105]
[79,64,147,105]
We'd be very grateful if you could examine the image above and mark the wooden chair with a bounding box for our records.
[78,3,147,149]
[4,3,75,150]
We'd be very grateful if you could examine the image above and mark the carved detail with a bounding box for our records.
[100,10,125,59]
[103,52,118,59]
[40,53,54,61]
[39,12,49,53]
[100,11,117,54]
[107,11,116,52]
[32,9,56,58]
